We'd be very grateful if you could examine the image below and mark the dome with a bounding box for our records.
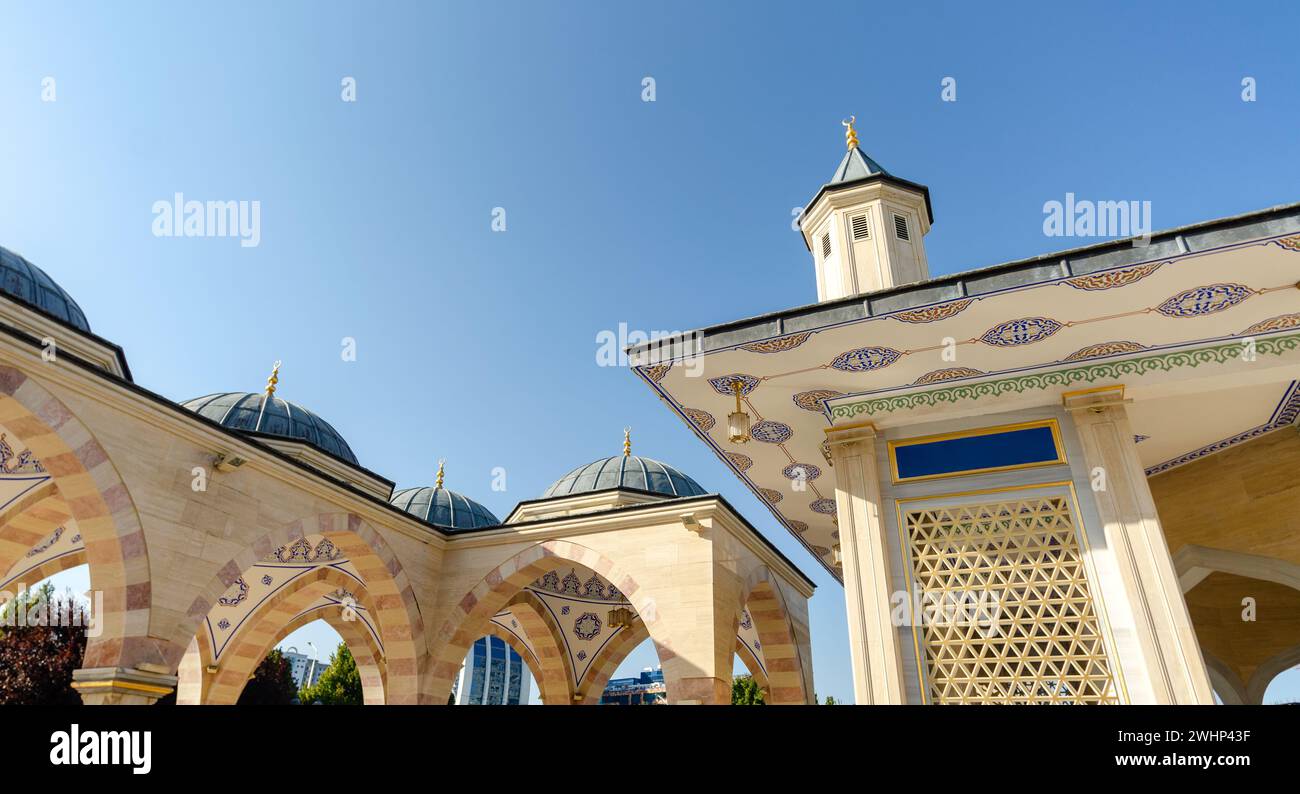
[0,246,91,332]
[181,392,359,466]
[543,455,707,499]
[390,486,500,531]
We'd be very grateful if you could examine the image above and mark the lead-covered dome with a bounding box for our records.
[0,246,91,331]
[390,486,500,531]
[181,392,359,465]
[543,454,707,499]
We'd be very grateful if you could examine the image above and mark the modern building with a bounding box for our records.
[630,119,1300,705]
[600,666,666,705]
[282,647,325,691]
[451,636,530,705]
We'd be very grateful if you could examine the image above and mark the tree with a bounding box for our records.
[731,674,766,705]
[0,583,88,705]
[237,648,297,705]
[299,642,363,705]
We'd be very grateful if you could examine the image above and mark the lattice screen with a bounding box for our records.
[903,494,1119,704]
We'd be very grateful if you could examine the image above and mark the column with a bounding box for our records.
[72,666,177,705]
[825,421,906,704]
[1064,386,1214,704]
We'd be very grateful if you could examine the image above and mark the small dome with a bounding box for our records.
[0,246,91,331]
[390,486,500,531]
[543,455,707,499]
[181,392,359,466]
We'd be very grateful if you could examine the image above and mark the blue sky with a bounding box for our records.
[3,0,1298,703]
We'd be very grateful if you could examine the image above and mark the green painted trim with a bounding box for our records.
[829,332,1300,419]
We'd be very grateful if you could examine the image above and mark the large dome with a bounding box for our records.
[390,486,500,531]
[181,392,359,465]
[0,246,91,332]
[543,455,707,499]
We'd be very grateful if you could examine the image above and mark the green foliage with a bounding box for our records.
[823,695,839,705]
[299,642,363,705]
[237,648,297,705]
[731,674,766,705]
[0,583,88,705]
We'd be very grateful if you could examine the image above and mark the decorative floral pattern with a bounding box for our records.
[272,537,344,563]
[261,574,273,586]
[723,451,753,472]
[1147,381,1300,476]
[793,389,843,413]
[1133,435,1150,444]
[640,363,671,383]
[1065,261,1163,291]
[782,462,822,481]
[1242,313,1300,335]
[741,332,812,353]
[0,433,44,474]
[1062,341,1146,361]
[750,420,793,444]
[218,577,249,607]
[980,317,1063,347]
[787,520,809,534]
[683,408,715,432]
[573,612,602,641]
[893,299,972,324]
[1155,283,1253,318]
[708,373,760,396]
[532,568,629,602]
[831,346,902,372]
[740,609,752,630]
[810,499,838,515]
[217,619,230,631]
[758,488,783,504]
[25,526,63,557]
[914,367,983,385]
[1270,236,1300,252]
[831,333,1300,419]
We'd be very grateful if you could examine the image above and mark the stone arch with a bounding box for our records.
[262,608,386,705]
[0,366,155,670]
[1246,639,1300,705]
[734,636,770,693]
[1200,648,1248,705]
[205,567,377,704]
[572,620,666,704]
[1174,544,1300,594]
[494,589,575,704]
[171,513,426,704]
[738,565,813,705]
[431,540,669,704]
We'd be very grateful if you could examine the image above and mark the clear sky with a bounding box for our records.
[3,0,1298,703]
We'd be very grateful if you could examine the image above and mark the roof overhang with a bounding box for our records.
[628,202,1300,580]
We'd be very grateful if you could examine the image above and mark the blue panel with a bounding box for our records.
[894,424,1060,481]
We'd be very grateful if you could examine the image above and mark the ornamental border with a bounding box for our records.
[829,332,1300,419]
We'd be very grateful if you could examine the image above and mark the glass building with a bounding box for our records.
[451,636,529,705]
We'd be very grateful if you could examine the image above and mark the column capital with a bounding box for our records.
[73,666,178,704]
[825,419,878,448]
[1062,384,1127,412]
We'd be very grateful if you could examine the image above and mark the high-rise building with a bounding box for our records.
[451,636,530,705]
[282,647,326,691]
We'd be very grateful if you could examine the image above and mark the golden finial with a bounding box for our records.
[623,427,632,457]
[264,360,282,397]
[842,116,859,151]
[435,458,445,489]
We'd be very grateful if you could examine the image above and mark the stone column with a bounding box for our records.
[826,421,906,704]
[72,666,177,705]
[1064,386,1214,704]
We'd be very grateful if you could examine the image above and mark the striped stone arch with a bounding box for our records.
[0,365,156,670]
[171,513,427,704]
[573,619,666,704]
[739,564,813,705]
[496,589,576,705]
[430,540,665,705]
[734,635,770,693]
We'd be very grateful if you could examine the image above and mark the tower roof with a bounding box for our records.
[830,146,890,183]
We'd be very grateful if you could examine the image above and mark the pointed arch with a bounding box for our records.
[739,565,813,705]
[431,540,668,704]
[171,513,427,703]
[0,366,155,670]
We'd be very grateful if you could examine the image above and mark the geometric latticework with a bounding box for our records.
[904,495,1119,704]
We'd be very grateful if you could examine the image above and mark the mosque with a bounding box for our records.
[1,117,1298,706]
[0,246,814,705]
[629,119,1300,705]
